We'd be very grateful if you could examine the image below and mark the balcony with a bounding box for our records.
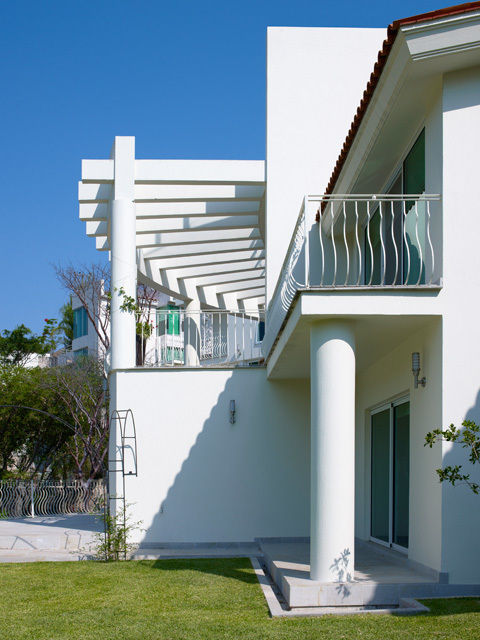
[139,310,265,368]
[263,194,441,359]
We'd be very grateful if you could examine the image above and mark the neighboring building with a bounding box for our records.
[78,3,480,609]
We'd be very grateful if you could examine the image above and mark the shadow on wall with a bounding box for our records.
[137,369,310,547]
[429,388,480,583]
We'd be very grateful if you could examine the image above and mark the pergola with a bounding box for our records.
[79,136,265,369]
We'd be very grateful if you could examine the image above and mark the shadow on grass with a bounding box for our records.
[148,557,258,585]
[418,598,480,618]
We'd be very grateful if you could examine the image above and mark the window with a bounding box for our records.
[73,307,88,339]
[364,129,425,286]
[156,305,181,336]
[256,319,265,343]
[73,347,88,360]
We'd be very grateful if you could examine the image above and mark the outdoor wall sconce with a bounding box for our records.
[230,400,236,424]
[412,352,426,388]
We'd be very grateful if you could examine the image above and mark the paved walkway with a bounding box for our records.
[0,514,102,561]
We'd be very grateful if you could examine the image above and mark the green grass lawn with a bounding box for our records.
[1,558,479,639]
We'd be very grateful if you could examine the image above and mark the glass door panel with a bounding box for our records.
[371,408,390,543]
[393,402,410,549]
[370,400,410,550]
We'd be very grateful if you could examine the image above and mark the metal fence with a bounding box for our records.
[0,479,105,518]
[144,310,265,367]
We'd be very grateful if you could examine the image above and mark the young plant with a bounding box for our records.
[425,420,480,494]
[94,499,142,561]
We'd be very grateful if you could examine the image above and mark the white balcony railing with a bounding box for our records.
[263,194,441,359]
[141,310,265,368]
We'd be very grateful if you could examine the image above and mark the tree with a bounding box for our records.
[0,324,50,367]
[425,421,480,494]
[41,357,108,483]
[55,262,163,366]
[0,365,73,479]
[55,263,111,353]
[59,300,74,350]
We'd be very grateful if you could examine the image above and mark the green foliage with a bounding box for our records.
[115,287,153,338]
[0,324,49,366]
[94,501,142,562]
[0,356,108,482]
[59,300,74,350]
[0,364,73,479]
[425,420,480,494]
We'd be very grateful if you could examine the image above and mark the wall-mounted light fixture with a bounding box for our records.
[412,352,426,388]
[230,400,236,424]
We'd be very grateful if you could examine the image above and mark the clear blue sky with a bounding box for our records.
[0,0,442,334]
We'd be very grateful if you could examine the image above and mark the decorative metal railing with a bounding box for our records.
[142,310,265,367]
[0,479,104,518]
[263,194,441,359]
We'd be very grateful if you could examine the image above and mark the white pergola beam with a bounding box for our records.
[80,203,109,221]
[188,270,265,287]
[134,184,264,202]
[86,215,259,238]
[236,287,266,300]
[214,278,265,294]
[135,215,259,233]
[134,159,264,183]
[135,201,261,217]
[144,249,265,270]
[78,182,112,202]
[104,238,263,256]
[165,258,265,280]
[79,183,264,204]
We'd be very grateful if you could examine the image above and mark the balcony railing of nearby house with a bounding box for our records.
[139,310,265,368]
[263,193,442,359]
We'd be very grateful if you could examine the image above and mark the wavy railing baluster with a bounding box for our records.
[343,201,349,286]
[319,205,325,286]
[379,201,386,286]
[331,202,337,286]
[414,200,424,286]
[390,200,399,285]
[355,201,361,286]
[366,201,374,286]
[403,200,411,285]
[426,200,434,284]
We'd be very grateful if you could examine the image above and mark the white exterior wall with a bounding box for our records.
[355,320,443,574]
[111,368,310,544]
[265,27,385,303]
[441,66,480,583]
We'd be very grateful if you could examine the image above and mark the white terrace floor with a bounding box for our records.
[260,540,480,608]
[0,514,102,561]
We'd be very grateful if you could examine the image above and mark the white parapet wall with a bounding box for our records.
[109,368,310,544]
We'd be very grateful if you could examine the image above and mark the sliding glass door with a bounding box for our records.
[370,399,410,551]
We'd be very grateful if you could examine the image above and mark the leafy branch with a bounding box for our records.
[425,421,480,494]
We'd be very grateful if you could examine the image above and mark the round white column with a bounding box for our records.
[310,321,355,582]
[111,198,137,370]
[184,299,201,366]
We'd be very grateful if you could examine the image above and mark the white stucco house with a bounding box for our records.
[78,2,480,609]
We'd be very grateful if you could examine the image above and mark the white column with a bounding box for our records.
[184,299,201,366]
[110,137,136,370]
[310,321,355,582]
